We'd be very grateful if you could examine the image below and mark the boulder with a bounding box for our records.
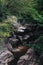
[17,48,39,65]
[0,50,14,65]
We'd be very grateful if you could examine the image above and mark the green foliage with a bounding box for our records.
[0,0,43,22]
[0,0,43,54]
[0,16,17,38]
[4,0,43,22]
[0,0,10,21]
[33,36,43,54]
[24,36,43,54]
[0,21,12,37]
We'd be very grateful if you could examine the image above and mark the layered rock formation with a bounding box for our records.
[0,50,14,65]
[17,48,39,65]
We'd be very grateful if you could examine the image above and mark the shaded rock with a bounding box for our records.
[17,48,39,65]
[39,52,43,65]
[9,38,21,48]
[11,46,28,58]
